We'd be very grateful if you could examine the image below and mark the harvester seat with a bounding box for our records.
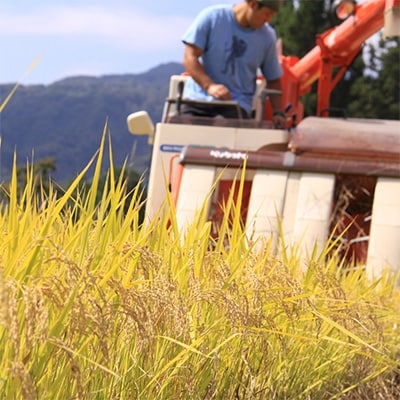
[162,74,267,122]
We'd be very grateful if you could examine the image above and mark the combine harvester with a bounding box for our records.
[127,0,400,280]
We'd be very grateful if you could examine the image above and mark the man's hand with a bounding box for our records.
[207,83,231,100]
[184,44,231,101]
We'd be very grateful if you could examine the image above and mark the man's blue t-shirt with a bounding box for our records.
[182,5,282,114]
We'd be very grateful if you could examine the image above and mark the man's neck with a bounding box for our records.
[233,3,251,28]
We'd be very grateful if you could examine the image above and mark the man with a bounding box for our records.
[181,0,285,127]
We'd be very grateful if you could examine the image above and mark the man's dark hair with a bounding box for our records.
[255,0,282,12]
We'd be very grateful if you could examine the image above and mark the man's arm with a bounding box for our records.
[183,43,231,100]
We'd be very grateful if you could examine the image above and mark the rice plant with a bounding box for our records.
[0,126,399,400]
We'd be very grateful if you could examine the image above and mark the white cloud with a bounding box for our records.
[0,5,191,51]
[0,1,235,84]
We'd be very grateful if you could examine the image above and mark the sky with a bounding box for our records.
[0,0,237,85]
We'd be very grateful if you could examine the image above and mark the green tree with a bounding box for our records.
[0,157,58,208]
[16,156,56,193]
[274,0,332,116]
[275,0,330,58]
[73,166,145,223]
[348,38,400,119]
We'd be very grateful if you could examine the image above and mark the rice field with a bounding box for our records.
[0,130,399,399]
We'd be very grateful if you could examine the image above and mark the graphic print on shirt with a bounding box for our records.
[222,36,247,75]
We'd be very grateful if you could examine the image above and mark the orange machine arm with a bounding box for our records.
[282,0,398,117]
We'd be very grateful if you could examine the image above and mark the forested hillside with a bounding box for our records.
[0,62,185,184]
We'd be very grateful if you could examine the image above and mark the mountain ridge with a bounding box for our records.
[0,62,185,183]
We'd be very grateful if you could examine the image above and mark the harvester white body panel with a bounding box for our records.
[139,112,400,278]
[146,121,288,221]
